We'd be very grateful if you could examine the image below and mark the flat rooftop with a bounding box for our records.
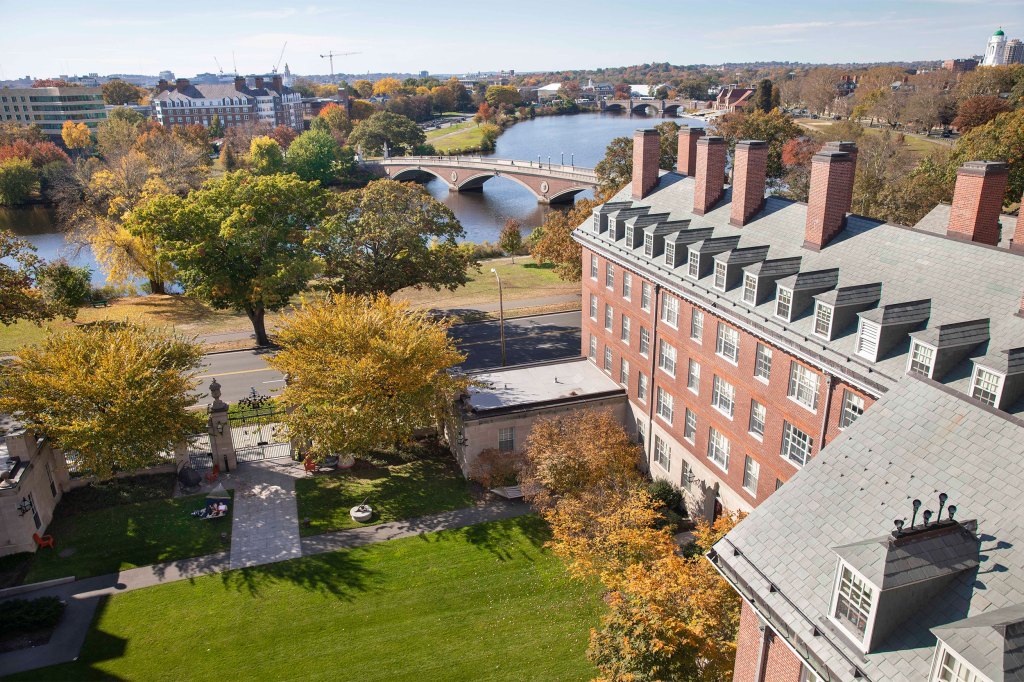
[464,358,622,412]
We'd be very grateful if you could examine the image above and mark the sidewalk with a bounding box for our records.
[228,459,303,569]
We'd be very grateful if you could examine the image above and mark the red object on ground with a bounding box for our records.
[205,464,220,483]
[33,532,55,549]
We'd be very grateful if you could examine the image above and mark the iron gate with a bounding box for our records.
[229,407,291,461]
[185,433,213,472]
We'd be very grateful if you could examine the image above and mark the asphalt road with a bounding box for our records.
[196,310,582,404]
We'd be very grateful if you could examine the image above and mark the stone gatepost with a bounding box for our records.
[207,379,237,472]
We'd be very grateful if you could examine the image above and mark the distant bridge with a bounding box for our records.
[600,97,696,116]
[368,156,598,204]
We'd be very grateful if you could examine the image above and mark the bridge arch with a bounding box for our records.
[603,103,625,112]
[663,104,681,116]
[454,172,542,200]
[547,186,590,204]
[631,103,659,115]
[390,167,446,184]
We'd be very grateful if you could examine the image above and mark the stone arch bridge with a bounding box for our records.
[600,97,692,116]
[367,156,597,204]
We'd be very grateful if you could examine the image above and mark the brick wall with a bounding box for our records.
[947,161,1010,246]
[804,151,854,251]
[677,126,704,177]
[730,141,768,227]
[693,136,726,216]
[763,631,805,682]
[733,601,764,682]
[632,129,661,200]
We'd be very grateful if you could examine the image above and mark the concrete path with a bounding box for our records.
[227,459,303,569]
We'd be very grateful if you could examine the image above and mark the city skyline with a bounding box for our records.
[1,0,1021,80]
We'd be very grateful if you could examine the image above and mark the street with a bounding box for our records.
[196,310,582,404]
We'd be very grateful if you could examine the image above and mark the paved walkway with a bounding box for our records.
[227,459,303,569]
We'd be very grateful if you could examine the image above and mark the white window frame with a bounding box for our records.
[775,286,793,321]
[715,323,740,364]
[800,666,824,682]
[690,309,704,343]
[754,343,772,383]
[590,254,598,279]
[707,427,730,471]
[661,295,679,328]
[639,327,650,357]
[856,319,881,361]
[908,341,935,378]
[829,561,877,650]
[643,234,655,258]
[603,346,613,373]
[687,359,701,394]
[589,334,597,361]
[604,303,613,331]
[742,273,758,305]
[684,408,697,442]
[788,362,820,412]
[658,340,677,376]
[605,262,615,289]
[638,372,648,402]
[813,302,833,338]
[742,456,759,496]
[970,365,1003,407]
[622,272,632,300]
[619,357,630,387]
[656,387,674,424]
[930,643,988,682]
[712,375,735,418]
[713,260,727,291]
[498,427,515,453]
[781,421,814,467]
[749,399,766,439]
[641,282,651,311]
[687,250,701,279]
[621,314,631,343]
[665,242,676,266]
[839,390,865,429]
[589,294,597,320]
[653,435,671,472]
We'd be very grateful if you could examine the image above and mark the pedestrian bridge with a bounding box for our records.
[367,156,598,204]
[600,97,693,116]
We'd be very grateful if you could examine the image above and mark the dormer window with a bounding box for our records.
[644,234,654,257]
[832,563,875,643]
[909,341,936,378]
[742,274,758,304]
[813,303,832,338]
[713,261,727,290]
[625,224,634,246]
[856,319,881,360]
[665,242,676,265]
[970,366,1002,407]
[932,644,987,682]
[687,251,700,279]
[775,287,793,320]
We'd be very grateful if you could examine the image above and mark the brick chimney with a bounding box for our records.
[823,141,858,216]
[271,75,283,93]
[631,128,660,200]
[157,78,169,92]
[946,161,1009,246]
[254,76,265,89]
[729,140,768,227]
[1012,191,1024,252]
[677,126,704,176]
[804,150,855,251]
[175,78,190,91]
[234,76,246,92]
[692,136,726,216]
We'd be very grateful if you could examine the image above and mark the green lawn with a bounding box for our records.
[426,120,489,153]
[296,453,474,536]
[14,516,601,682]
[24,480,231,583]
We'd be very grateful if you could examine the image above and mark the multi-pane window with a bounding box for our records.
[605,262,615,289]
[687,359,701,393]
[605,304,613,330]
[589,294,597,320]
[742,456,759,495]
[716,323,740,363]
[641,282,651,311]
[620,358,630,387]
[684,408,697,442]
[656,387,674,423]
[713,260,727,290]
[690,309,704,342]
[665,243,676,265]
[661,295,679,328]
[589,334,597,360]
[636,418,646,446]
[644,234,654,257]
[971,366,1001,406]
[754,343,772,382]
[590,254,598,279]
[909,342,935,377]
[498,427,515,452]
[788,362,820,411]
[749,400,766,437]
[653,435,671,471]
[603,347,613,373]
[638,372,649,402]
[621,314,631,343]
[639,327,650,356]
[742,274,758,304]
[834,565,874,639]
[712,376,735,417]
[622,272,632,299]
[658,340,677,376]
[935,647,985,682]
[687,250,700,278]
[707,427,730,471]
[814,303,833,337]
[776,287,793,320]
[781,421,814,467]
[839,391,865,429]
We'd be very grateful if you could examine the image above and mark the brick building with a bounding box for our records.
[151,75,302,132]
[574,126,1022,521]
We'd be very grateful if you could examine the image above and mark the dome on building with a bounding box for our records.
[994,28,1005,36]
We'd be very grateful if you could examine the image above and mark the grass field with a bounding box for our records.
[426,120,489,153]
[295,453,474,536]
[794,118,950,155]
[13,516,601,682]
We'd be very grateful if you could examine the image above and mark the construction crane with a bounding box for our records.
[213,56,224,76]
[272,42,287,74]
[319,51,360,80]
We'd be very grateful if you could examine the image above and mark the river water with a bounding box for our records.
[0,112,704,286]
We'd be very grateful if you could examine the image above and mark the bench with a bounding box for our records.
[90,299,109,308]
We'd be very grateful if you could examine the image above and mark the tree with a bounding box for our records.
[318,102,352,142]
[530,199,598,281]
[209,114,224,138]
[753,78,774,112]
[800,67,842,114]
[478,122,501,151]
[953,96,1012,132]
[33,79,72,88]
[780,137,821,202]
[0,230,53,325]
[249,136,285,175]
[219,143,237,171]
[588,514,744,682]
[595,136,634,199]
[655,120,680,170]
[711,108,801,181]
[348,99,377,122]
[61,121,91,151]
[372,77,404,97]
[499,218,523,263]
[105,106,144,126]
[286,129,343,185]
[430,85,456,113]
[311,179,473,296]
[485,85,521,108]
[474,102,494,123]
[348,111,425,156]
[101,79,144,105]
[35,259,91,319]
[353,79,374,98]
[0,323,204,480]
[268,125,298,150]
[268,293,470,462]
[947,108,1024,207]
[151,172,326,346]
[0,158,37,206]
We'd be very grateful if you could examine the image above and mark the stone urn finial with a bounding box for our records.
[209,378,222,401]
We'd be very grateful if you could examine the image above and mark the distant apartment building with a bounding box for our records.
[942,58,978,74]
[0,86,106,136]
[1006,38,1024,65]
[151,75,303,132]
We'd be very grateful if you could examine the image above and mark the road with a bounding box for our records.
[196,311,582,404]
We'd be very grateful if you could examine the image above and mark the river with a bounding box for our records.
[0,111,705,287]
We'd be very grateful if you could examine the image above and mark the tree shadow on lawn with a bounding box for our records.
[217,549,379,602]
[426,514,550,563]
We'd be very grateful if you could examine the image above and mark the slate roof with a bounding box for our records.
[915,203,1019,250]
[710,376,1024,681]
[152,83,296,103]
[932,604,1024,682]
[574,172,1024,412]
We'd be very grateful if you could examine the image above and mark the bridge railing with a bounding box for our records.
[369,156,597,182]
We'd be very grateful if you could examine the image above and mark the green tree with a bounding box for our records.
[101,79,144,105]
[530,199,598,281]
[152,172,326,346]
[249,136,286,175]
[478,122,501,151]
[311,179,472,296]
[499,218,524,263]
[0,230,53,325]
[953,96,1012,133]
[36,259,92,319]
[219,143,237,171]
[594,136,634,200]
[269,293,470,464]
[0,158,38,206]
[348,111,425,156]
[209,114,224,138]
[753,78,774,112]
[286,129,344,185]
[485,85,521,108]
[947,108,1024,207]
[0,323,204,480]
[711,108,801,181]
[318,102,352,141]
[105,106,144,126]
[655,120,680,171]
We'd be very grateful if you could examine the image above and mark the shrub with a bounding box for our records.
[648,478,683,510]
[469,447,525,488]
[0,597,66,635]
[37,259,92,317]
[656,508,685,533]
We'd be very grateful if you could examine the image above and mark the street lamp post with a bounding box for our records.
[560,152,564,165]
[490,268,506,367]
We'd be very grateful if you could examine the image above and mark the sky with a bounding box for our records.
[1,0,1021,79]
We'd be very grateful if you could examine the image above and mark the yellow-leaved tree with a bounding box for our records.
[60,120,92,151]
[269,293,471,463]
[0,323,205,479]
